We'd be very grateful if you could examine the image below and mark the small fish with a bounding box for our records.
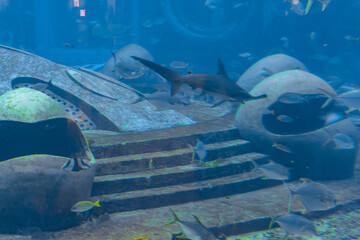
[280,36,289,48]
[149,158,155,171]
[277,92,306,104]
[164,208,217,240]
[332,133,355,150]
[344,35,360,41]
[276,115,295,123]
[71,200,101,212]
[238,52,253,58]
[310,32,316,40]
[170,61,189,69]
[272,214,317,238]
[272,142,292,154]
[287,178,336,212]
[188,139,207,163]
[205,0,247,9]
[285,0,305,15]
[32,79,53,92]
[63,42,75,48]
[255,160,290,181]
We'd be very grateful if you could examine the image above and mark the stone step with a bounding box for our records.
[85,119,239,158]
[95,139,253,176]
[84,178,359,240]
[90,170,281,215]
[92,152,269,196]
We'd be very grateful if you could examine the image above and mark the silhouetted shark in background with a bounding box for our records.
[132,56,267,106]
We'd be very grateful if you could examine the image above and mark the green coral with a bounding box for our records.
[0,88,67,122]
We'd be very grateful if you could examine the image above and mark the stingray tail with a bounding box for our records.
[132,56,183,96]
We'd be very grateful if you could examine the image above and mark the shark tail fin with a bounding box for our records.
[163,208,180,226]
[132,56,183,96]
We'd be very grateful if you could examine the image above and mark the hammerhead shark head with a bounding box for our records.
[132,56,267,106]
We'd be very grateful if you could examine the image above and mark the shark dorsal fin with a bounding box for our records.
[217,58,229,79]
[192,215,207,228]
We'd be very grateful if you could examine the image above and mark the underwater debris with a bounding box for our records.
[71,200,101,213]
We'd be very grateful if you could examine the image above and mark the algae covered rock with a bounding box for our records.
[0,87,68,122]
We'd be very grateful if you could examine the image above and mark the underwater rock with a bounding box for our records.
[235,70,358,180]
[236,53,308,92]
[0,87,67,122]
[0,45,194,132]
[0,88,96,232]
[0,155,95,233]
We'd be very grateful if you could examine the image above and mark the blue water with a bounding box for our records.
[0,0,359,239]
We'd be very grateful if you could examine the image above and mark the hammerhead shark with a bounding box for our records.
[132,56,267,107]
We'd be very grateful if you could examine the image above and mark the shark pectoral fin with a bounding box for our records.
[171,82,182,96]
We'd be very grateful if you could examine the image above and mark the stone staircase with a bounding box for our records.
[85,119,280,215]
[81,119,360,239]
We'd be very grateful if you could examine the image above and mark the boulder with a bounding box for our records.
[237,54,308,92]
[235,70,358,180]
[0,88,96,232]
